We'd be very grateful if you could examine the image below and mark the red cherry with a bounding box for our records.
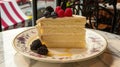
[57,9,64,17]
[55,6,61,13]
[64,8,72,17]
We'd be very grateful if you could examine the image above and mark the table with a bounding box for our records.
[0,27,120,67]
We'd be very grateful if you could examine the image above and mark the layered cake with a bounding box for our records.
[36,15,86,48]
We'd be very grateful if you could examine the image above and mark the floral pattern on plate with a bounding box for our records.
[13,27,107,63]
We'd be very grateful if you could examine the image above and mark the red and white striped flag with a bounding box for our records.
[0,0,29,30]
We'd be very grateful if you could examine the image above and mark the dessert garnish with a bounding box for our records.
[45,6,54,13]
[51,11,58,18]
[37,45,48,55]
[43,11,51,18]
[64,8,72,17]
[43,6,73,18]
[30,39,42,50]
[55,6,61,13]
[57,9,65,17]
[30,39,48,55]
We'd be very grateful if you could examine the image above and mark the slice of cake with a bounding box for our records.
[36,15,86,48]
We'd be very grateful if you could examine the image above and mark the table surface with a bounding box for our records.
[0,27,120,67]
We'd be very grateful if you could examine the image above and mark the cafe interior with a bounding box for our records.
[0,0,120,67]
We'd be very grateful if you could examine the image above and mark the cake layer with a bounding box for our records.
[43,41,86,48]
[39,24,85,29]
[40,32,85,36]
[40,28,85,34]
[41,34,85,42]
[37,15,86,25]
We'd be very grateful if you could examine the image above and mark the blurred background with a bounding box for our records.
[1,0,120,35]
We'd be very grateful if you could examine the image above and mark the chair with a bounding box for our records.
[0,0,31,31]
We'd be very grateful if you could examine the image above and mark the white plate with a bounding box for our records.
[13,27,107,63]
